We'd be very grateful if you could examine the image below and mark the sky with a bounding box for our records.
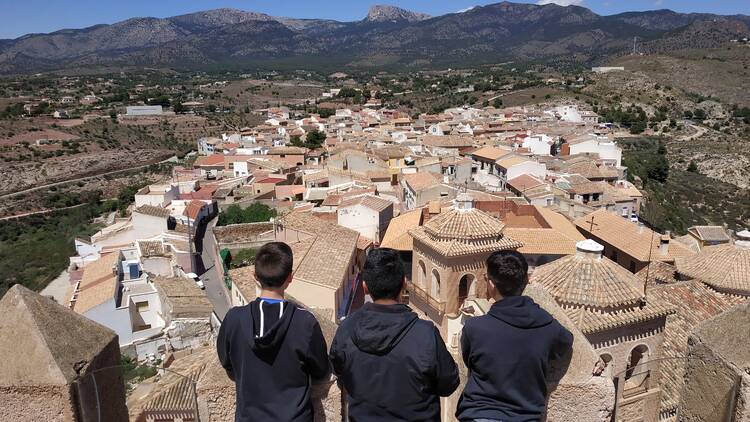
[1,0,748,39]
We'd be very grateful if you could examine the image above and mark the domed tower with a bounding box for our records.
[532,239,674,422]
[408,193,521,338]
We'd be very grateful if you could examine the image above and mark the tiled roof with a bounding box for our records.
[71,252,120,314]
[339,194,393,213]
[410,207,522,257]
[381,210,422,251]
[193,154,224,167]
[138,240,167,257]
[566,159,619,179]
[153,277,212,319]
[495,155,531,169]
[184,200,206,220]
[650,280,731,412]
[503,227,579,255]
[421,135,474,148]
[471,146,512,161]
[507,174,544,192]
[636,261,679,286]
[575,209,695,263]
[531,251,646,308]
[279,212,359,288]
[402,172,441,192]
[688,226,731,243]
[535,206,585,242]
[675,243,750,294]
[135,205,171,219]
[268,146,308,155]
[559,299,673,335]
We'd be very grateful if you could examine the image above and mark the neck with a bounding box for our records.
[373,298,400,306]
[259,288,285,300]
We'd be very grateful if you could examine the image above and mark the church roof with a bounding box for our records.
[0,285,117,386]
[410,206,521,257]
[532,247,646,308]
[532,240,674,334]
[675,242,750,294]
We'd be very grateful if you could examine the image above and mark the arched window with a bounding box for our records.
[431,269,441,298]
[458,274,476,307]
[600,353,613,367]
[625,345,649,380]
[418,261,427,288]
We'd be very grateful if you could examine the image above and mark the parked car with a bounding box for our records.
[630,213,639,223]
[186,272,205,290]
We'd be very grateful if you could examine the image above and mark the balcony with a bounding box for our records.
[407,281,445,314]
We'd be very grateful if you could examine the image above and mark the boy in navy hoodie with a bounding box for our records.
[456,250,573,422]
[217,242,330,422]
[330,248,459,421]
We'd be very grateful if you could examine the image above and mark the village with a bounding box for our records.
[3,92,749,422]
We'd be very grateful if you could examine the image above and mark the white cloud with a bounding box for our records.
[537,0,585,6]
[653,0,664,7]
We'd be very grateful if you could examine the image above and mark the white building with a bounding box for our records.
[126,105,163,116]
[522,134,555,156]
[134,184,179,208]
[337,195,394,243]
[567,135,623,167]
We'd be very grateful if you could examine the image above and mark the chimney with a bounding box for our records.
[637,222,645,234]
[576,239,604,261]
[454,193,474,211]
[659,233,670,256]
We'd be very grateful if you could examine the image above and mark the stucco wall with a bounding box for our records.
[0,386,75,422]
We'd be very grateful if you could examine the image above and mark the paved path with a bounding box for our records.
[678,124,708,142]
[196,216,232,320]
[0,203,87,221]
[40,269,70,305]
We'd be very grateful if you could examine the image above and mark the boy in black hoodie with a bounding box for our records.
[217,242,330,422]
[330,248,459,422]
[456,250,573,422]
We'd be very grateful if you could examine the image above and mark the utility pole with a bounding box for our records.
[632,37,637,55]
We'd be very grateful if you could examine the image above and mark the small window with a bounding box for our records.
[136,301,149,312]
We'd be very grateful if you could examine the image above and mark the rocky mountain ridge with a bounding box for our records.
[0,2,748,73]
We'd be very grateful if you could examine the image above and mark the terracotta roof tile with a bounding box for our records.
[675,243,750,294]
[381,210,422,251]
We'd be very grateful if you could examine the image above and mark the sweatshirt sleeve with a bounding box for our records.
[329,328,344,377]
[217,311,234,380]
[460,324,471,368]
[432,326,460,397]
[305,320,331,381]
[551,323,574,361]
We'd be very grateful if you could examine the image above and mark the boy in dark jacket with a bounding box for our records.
[330,248,460,422]
[217,242,330,422]
[456,250,573,422]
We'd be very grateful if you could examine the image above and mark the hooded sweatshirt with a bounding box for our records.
[456,295,573,422]
[330,302,459,422]
[217,298,330,422]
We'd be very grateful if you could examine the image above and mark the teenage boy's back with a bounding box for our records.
[217,242,329,422]
[457,250,573,422]
[218,299,329,421]
[330,302,459,421]
[330,248,459,422]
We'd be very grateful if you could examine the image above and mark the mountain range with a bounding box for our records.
[0,2,748,74]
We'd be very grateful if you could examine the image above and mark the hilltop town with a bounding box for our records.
[0,2,749,421]
[2,84,750,422]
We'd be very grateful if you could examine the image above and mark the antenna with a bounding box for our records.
[632,37,638,55]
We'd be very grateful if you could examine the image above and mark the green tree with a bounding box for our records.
[229,248,257,269]
[217,203,277,226]
[305,130,326,150]
[492,98,503,108]
[289,135,304,148]
[687,161,699,173]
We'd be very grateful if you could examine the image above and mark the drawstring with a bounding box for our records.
[257,300,284,338]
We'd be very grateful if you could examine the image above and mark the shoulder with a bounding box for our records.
[224,304,248,323]
[290,302,323,328]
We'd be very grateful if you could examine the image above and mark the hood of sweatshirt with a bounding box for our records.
[488,296,553,329]
[351,303,419,355]
[247,299,297,354]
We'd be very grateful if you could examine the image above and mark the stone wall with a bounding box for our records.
[679,302,750,422]
[0,386,75,422]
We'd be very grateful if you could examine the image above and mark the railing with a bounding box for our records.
[407,281,445,314]
[339,272,361,320]
[72,363,199,422]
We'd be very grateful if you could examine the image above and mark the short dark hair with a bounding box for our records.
[486,250,528,296]
[254,242,293,288]
[363,248,405,301]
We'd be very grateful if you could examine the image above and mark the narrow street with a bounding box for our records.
[194,215,232,320]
